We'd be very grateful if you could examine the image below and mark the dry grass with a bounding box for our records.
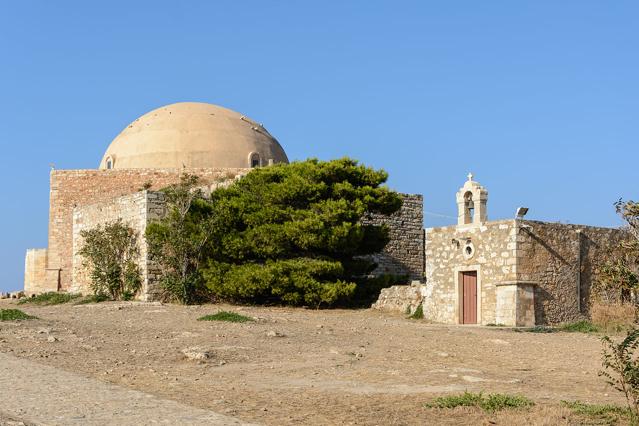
[590,301,636,333]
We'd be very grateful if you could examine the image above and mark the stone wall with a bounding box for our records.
[495,282,535,327]
[45,168,248,293]
[516,220,628,325]
[423,219,627,325]
[362,194,424,281]
[72,191,167,301]
[424,220,518,324]
[24,249,48,295]
[371,283,428,315]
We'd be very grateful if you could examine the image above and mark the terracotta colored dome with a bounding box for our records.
[99,102,288,169]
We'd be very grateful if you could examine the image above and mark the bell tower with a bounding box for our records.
[456,173,488,225]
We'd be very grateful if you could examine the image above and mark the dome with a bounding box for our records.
[99,102,288,170]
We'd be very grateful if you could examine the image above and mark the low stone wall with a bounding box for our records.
[371,283,428,315]
[24,248,48,295]
[517,221,628,325]
[362,194,424,281]
[71,190,167,301]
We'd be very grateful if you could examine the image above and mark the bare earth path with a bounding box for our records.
[0,352,251,425]
[0,299,627,425]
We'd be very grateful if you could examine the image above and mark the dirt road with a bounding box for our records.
[0,299,623,425]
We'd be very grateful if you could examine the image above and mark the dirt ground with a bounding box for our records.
[0,299,628,425]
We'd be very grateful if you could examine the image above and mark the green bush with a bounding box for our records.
[18,292,80,305]
[198,311,254,323]
[147,159,402,306]
[78,220,141,300]
[425,392,533,412]
[201,158,402,307]
[558,320,600,333]
[0,309,37,321]
[561,401,633,423]
[409,304,424,319]
[146,174,215,304]
[600,328,639,417]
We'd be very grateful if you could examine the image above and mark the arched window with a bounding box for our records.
[105,156,114,169]
[249,152,261,168]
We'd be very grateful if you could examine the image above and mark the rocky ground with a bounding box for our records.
[0,299,629,425]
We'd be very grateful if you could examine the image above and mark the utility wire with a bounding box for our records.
[423,210,457,219]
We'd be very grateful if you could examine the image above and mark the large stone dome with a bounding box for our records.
[99,102,288,170]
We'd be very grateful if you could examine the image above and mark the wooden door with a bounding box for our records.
[461,271,477,324]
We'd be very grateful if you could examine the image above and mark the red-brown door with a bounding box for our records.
[461,271,477,324]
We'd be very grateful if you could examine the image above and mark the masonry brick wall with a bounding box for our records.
[424,220,518,324]
[24,249,48,295]
[362,194,424,282]
[47,168,249,292]
[516,220,628,325]
[424,219,628,325]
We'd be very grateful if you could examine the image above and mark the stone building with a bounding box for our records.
[24,102,287,299]
[23,101,626,324]
[375,174,626,326]
[23,101,423,301]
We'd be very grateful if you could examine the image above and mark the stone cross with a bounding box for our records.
[467,172,473,181]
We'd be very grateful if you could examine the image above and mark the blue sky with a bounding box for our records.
[0,1,637,292]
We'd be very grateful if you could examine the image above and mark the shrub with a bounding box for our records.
[202,158,402,307]
[18,292,80,305]
[425,392,533,412]
[591,300,636,333]
[561,400,632,423]
[600,328,639,417]
[409,304,424,319]
[557,320,600,333]
[78,220,141,300]
[198,311,254,323]
[592,199,639,304]
[0,309,37,321]
[146,174,214,304]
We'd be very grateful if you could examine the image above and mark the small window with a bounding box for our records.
[249,153,261,168]
[105,156,114,169]
[463,242,475,259]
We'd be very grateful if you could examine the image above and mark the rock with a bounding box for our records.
[79,344,97,351]
[266,330,285,338]
[181,347,210,361]
[47,336,58,343]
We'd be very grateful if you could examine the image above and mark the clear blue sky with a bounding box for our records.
[0,1,637,292]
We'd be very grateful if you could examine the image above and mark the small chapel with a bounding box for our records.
[374,174,626,326]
